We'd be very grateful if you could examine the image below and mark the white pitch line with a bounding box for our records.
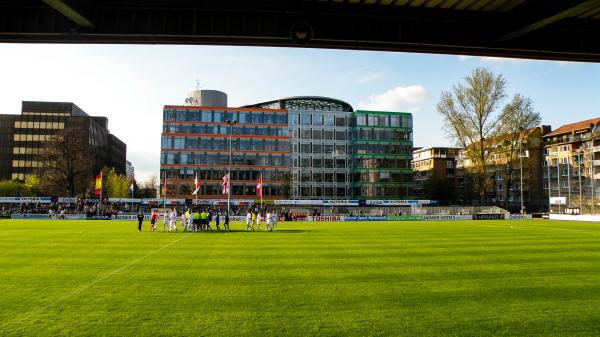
[529,226,588,233]
[0,233,191,332]
[473,223,590,233]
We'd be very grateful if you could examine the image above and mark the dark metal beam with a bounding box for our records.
[0,1,599,62]
[498,0,600,41]
[41,0,94,27]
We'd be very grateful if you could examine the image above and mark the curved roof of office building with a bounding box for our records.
[242,96,353,112]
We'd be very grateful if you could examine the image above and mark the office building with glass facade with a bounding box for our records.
[160,105,291,202]
[161,93,413,202]
[245,97,354,199]
[0,101,126,181]
[352,110,414,199]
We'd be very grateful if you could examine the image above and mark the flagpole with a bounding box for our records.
[163,171,166,212]
[227,119,236,215]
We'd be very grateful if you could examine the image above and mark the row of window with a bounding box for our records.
[161,168,289,181]
[294,143,347,155]
[163,124,289,136]
[161,137,291,152]
[14,121,65,129]
[161,152,290,167]
[295,172,348,183]
[13,134,52,142]
[545,181,593,189]
[294,186,349,198]
[293,158,349,169]
[163,183,290,197]
[22,112,70,116]
[12,160,42,168]
[162,126,411,143]
[293,128,349,141]
[292,114,351,127]
[354,171,413,183]
[13,147,46,155]
[354,143,413,155]
[355,158,412,169]
[355,128,412,141]
[164,109,287,125]
[352,185,412,198]
[356,114,412,128]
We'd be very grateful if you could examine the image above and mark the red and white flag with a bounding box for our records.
[192,173,200,195]
[256,174,263,198]
[221,174,230,195]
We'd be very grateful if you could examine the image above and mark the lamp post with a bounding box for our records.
[578,150,583,212]
[519,141,524,215]
[226,120,237,216]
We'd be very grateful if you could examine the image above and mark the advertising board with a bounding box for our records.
[508,214,533,220]
[11,214,51,219]
[310,216,345,222]
[1,197,52,204]
[472,214,506,220]
[420,215,472,221]
[345,215,387,221]
[386,215,422,221]
[112,214,152,221]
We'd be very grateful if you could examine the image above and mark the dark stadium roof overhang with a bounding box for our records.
[243,96,354,112]
[2,0,600,62]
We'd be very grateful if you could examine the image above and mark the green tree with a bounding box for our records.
[23,175,41,197]
[0,180,25,197]
[437,67,506,204]
[104,168,129,198]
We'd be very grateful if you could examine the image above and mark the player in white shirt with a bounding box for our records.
[169,209,177,232]
[256,212,263,231]
[180,211,187,231]
[246,211,252,231]
[163,210,169,232]
[188,211,194,232]
[272,211,278,231]
[266,211,272,232]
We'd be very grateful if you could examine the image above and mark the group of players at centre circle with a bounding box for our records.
[136,207,278,232]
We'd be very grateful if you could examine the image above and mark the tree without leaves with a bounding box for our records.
[136,175,159,198]
[497,94,541,211]
[437,67,506,204]
[38,127,91,197]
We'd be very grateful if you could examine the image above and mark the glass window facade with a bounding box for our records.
[160,99,414,201]
[351,110,414,200]
[161,107,291,199]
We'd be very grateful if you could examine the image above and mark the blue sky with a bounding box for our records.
[1,43,599,180]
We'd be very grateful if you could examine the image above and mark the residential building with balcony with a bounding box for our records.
[455,125,550,212]
[412,147,459,203]
[543,117,600,214]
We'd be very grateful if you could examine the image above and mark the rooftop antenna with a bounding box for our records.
[195,78,202,91]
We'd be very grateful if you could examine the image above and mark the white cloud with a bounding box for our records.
[353,71,384,85]
[356,85,428,112]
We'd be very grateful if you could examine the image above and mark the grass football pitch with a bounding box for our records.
[1,219,600,336]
